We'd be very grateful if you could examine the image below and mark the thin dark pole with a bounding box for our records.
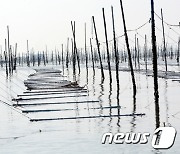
[43,51,46,66]
[102,8,112,83]
[92,16,104,80]
[85,23,88,71]
[137,37,140,70]
[7,26,11,74]
[45,46,48,64]
[4,39,8,76]
[66,38,69,68]
[13,43,17,70]
[177,38,180,64]
[134,34,137,68]
[111,6,119,88]
[119,0,136,96]
[71,38,76,74]
[144,35,148,71]
[90,38,95,74]
[62,44,64,74]
[27,40,30,67]
[10,46,14,74]
[71,21,80,74]
[151,0,159,128]
[161,8,167,72]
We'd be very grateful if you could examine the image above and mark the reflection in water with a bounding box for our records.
[108,81,112,132]
[66,67,70,81]
[146,76,150,106]
[86,68,90,116]
[86,68,89,90]
[116,82,121,127]
[73,68,76,82]
[98,79,104,125]
[154,86,160,129]
[77,73,80,83]
[164,80,169,125]
[99,79,104,112]
[92,73,95,96]
[130,95,137,132]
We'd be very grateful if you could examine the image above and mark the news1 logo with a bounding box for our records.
[102,127,176,149]
[152,127,176,149]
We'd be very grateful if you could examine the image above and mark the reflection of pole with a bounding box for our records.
[119,0,136,96]
[164,81,169,124]
[151,0,160,128]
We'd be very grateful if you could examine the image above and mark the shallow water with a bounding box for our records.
[0,65,180,154]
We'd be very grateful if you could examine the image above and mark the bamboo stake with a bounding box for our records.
[144,35,148,71]
[4,39,8,77]
[161,8,167,72]
[13,43,17,70]
[92,16,105,80]
[90,38,95,74]
[71,21,80,74]
[27,40,30,67]
[102,8,112,83]
[134,34,137,68]
[177,38,180,64]
[85,23,88,71]
[119,0,136,96]
[151,0,159,128]
[7,26,11,74]
[111,6,119,88]
[66,38,69,68]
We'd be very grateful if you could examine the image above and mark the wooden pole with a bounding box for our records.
[45,46,48,64]
[151,0,159,128]
[43,51,46,66]
[71,21,80,74]
[92,16,105,80]
[144,35,148,71]
[161,8,167,72]
[151,0,159,97]
[7,26,11,74]
[134,34,137,68]
[111,6,120,88]
[27,40,30,67]
[85,23,88,71]
[66,38,69,68]
[62,44,64,74]
[10,46,14,74]
[13,43,17,70]
[177,38,180,64]
[4,39,8,76]
[71,38,76,74]
[90,38,95,74]
[119,0,136,95]
[102,8,112,83]
[137,37,140,70]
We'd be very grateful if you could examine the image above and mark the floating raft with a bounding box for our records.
[12,68,145,121]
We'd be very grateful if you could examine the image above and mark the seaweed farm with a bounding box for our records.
[0,0,180,153]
